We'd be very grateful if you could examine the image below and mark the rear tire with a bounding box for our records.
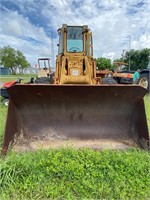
[101,78,117,84]
[138,74,149,90]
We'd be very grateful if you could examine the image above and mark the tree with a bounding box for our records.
[0,46,30,74]
[0,46,16,74]
[16,50,30,73]
[95,57,112,70]
[120,48,150,71]
[138,48,150,69]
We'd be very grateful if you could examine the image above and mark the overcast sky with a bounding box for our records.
[0,0,150,67]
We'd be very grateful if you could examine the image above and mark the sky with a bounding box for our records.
[0,0,150,67]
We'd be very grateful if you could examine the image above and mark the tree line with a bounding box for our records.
[0,46,30,74]
[95,48,150,71]
[0,46,149,74]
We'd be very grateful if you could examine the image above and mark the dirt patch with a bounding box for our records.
[12,138,138,152]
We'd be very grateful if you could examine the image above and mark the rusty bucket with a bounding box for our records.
[2,84,149,153]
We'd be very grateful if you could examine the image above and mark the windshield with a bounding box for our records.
[67,26,83,52]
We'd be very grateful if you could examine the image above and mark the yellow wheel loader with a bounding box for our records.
[2,24,149,154]
[35,58,54,84]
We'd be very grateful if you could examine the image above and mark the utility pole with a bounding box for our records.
[51,32,55,70]
[121,49,126,70]
[128,35,131,71]
[121,49,126,60]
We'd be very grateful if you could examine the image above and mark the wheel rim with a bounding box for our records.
[4,99,9,106]
[139,78,148,89]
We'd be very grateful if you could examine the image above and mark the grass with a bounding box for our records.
[144,95,150,130]
[0,74,37,83]
[0,97,7,147]
[0,81,150,199]
[0,148,150,200]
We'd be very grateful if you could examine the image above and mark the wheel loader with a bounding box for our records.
[34,58,54,84]
[2,24,149,154]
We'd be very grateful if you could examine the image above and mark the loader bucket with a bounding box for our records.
[2,84,149,154]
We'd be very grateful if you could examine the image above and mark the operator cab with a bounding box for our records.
[57,24,93,57]
[66,26,83,53]
[37,58,51,78]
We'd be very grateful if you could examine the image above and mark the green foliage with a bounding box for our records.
[95,57,112,70]
[16,50,30,70]
[0,46,30,74]
[0,46,16,73]
[0,148,149,200]
[94,47,149,71]
[123,48,150,71]
[144,94,150,131]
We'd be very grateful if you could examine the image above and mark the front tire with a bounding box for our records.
[3,99,9,106]
[138,74,149,90]
[101,78,117,84]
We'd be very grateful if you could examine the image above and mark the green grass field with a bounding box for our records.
[0,148,149,200]
[0,74,37,84]
[0,77,150,199]
[144,95,150,130]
